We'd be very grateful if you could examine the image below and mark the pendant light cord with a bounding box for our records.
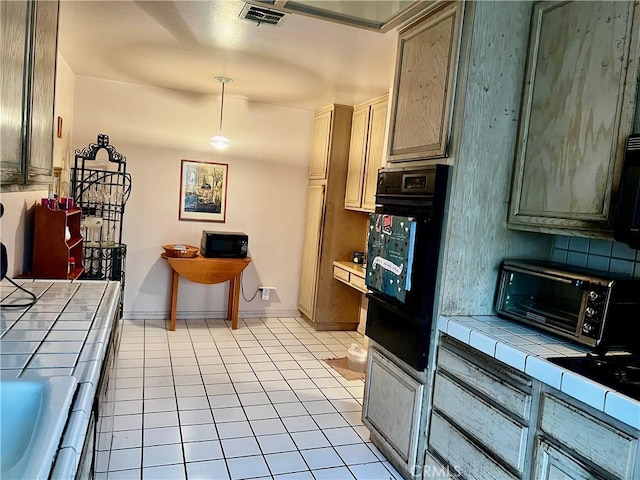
[219,81,225,134]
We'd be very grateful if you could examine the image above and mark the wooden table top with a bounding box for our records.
[161,254,251,284]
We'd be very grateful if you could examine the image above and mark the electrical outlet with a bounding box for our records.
[259,286,274,301]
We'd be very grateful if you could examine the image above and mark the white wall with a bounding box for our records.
[0,53,75,277]
[71,76,313,319]
[53,54,75,196]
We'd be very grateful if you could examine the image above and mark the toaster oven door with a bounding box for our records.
[497,269,586,337]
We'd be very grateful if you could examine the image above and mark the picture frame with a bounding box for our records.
[179,159,228,222]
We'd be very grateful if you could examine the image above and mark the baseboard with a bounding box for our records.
[122,309,301,320]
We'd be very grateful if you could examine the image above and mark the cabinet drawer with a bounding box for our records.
[429,412,517,480]
[432,373,528,473]
[333,266,350,282]
[438,345,531,420]
[540,394,638,480]
[349,274,366,293]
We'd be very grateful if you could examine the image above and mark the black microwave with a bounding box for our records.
[495,260,640,351]
[200,231,248,258]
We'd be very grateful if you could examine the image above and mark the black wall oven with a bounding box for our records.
[365,165,450,371]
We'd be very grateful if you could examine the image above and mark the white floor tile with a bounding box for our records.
[256,433,297,454]
[144,411,179,429]
[300,447,344,469]
[265,451,308,475]
[178,408,213,426]
[141,463,186,480]
[184,440,223,462]
[186,459,230,480]
[143,426,181,447]
[238,392,270,406]
[104,468,140,479]
[181,423,219,443]
[227,455,270,480]
[114,399,143,416]
[217,420,254,439]
[312,466,356,480]
[176,396,209,411]
[290,430,330,450]
[302,400,336,415]
[113,414,142,432]
[232,381,265,393]
[108,447,141,472]
[262,380,292,392]
[274,402,308,418]
[209,393,241,408]
[222,436,262,458]
[249,418,287,436]
[213,406,247,423]
[313,413,349,429]
[281,415,319,433]
[143,386,175,399]
[244,403,278,420]
[111,429,142,450]
[266,390,299,404]
[144,397,178,413]
[323,427,363,446]
[349,461,396,480]
[335,444,379,465]
[142,443,184,468]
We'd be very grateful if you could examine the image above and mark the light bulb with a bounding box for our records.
[210,135,230,150]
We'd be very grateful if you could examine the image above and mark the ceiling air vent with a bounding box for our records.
[240,4,288,26]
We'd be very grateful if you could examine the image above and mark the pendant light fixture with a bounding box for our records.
[210,76,232,150]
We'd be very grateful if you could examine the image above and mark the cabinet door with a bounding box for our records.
[297,185,325,319]
[363,348,423,468]
[388,2,462,162]
[345,104,370,209]
[308,108,332,180]
[362,97,388,211]
[0,0,29,185]
[27,0,58,185]
[534,440,601,480]
[508,1,639,235]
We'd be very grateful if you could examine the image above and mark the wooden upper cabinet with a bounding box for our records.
[345,104,370,209]
[308,107,333,180]
[508,1,640,236]
[387,2,462,162]
[345,94,389,212]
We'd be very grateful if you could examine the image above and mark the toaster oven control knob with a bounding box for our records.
[584,307,596,318]
[588,291,599,301]
[582,323,593,334]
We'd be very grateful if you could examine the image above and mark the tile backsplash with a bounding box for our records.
[551,236,640,277]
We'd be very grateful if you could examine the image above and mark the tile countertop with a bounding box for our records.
[437,315,640,431]
[0,279,121,479]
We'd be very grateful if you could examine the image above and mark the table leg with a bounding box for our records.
[170,271,179,331]
[231,274,241,330]
[227,277,235,323]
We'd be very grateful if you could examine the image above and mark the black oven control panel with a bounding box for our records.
[376,166,447,197]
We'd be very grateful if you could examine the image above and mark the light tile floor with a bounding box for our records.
[96,317,401,480]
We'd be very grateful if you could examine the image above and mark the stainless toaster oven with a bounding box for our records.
[495,260,640,351]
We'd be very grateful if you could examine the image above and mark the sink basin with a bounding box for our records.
[1,376,77,480]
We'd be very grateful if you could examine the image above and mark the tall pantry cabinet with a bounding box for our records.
[298,105,369,331]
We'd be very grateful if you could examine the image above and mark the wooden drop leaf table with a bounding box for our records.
[161,253,251,330]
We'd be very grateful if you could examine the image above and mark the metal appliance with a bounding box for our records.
[365,165,450,371]
[549,353,640,401]
[496,259,640,351]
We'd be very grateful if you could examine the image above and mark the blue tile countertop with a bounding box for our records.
[437,315,640,431]
[0,279,121,479]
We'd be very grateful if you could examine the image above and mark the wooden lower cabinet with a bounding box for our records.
[429,335,640,480]
[429,338,531,479]
[363,347,425,477]
[534,440,603,480]
[538,394,638,480]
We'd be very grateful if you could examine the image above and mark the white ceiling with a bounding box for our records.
[57,0,401,111]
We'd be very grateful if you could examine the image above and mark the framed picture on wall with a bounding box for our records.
[179,159,228,222]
